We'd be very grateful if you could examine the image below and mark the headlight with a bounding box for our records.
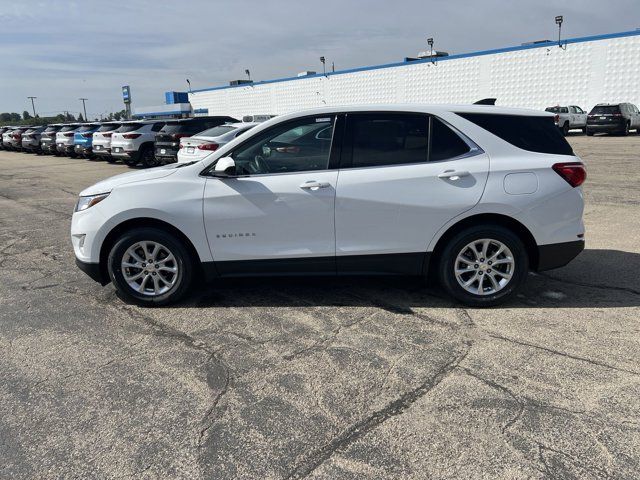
[75,193,110,212]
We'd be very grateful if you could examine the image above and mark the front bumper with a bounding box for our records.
[536,240,585,271]
[57,143,75,154]
[75,258,108,285]
[74,145,93,156]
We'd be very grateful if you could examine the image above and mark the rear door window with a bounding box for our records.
[348,113,428,168]
[430,118,471,161]
[457,113,573,156]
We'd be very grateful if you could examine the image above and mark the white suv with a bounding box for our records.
[109,120,165,166]
[71,105,586,307]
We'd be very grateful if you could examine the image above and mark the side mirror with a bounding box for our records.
[213,157,236,177]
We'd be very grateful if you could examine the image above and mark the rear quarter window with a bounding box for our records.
[456,113,573,156]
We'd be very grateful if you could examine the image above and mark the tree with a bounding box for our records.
[78,113,85,122]
[0,113,11,122]
[23,111,32,120]
[64,112,76,122]
[9,113,20,122]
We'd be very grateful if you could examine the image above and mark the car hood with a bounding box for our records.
[80,165,180,196]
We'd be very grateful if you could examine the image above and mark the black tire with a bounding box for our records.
[562,122,569,136]
[581,127,587,134]
[123,156,138,167]
[106,156,116,163]
[140,145,159,168]
[621,122,630,136]
[107,227,194,306]
[586,129,594,136]
[438,225,529,307]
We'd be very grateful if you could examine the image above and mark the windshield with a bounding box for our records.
[97,124,119,132]
[590,105,621,115]
[160,122,190,133]
[78,125,98,132]
[116,123,142,133]
[196,125,236,137]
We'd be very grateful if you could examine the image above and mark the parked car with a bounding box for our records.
[71,104,586,307]
[6,126,28,151]
[21,126,47,153]
[40,124,64,154]
[0,126,17,149]
[176,122,260,163]
[586,103,640,136]
[153,116,238,166]
[73,123,101,158]
[92,122,121,161]
[56,124,82,156]
[110,120,165,167]
[545,105,587,135]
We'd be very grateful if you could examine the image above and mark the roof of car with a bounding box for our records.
[266,104,555,123]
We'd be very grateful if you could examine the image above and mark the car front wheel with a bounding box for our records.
[107,227,194,306]
[438,225,528,307]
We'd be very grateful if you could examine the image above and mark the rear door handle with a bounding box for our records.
[438,170,470,181]
[300,180,331,190]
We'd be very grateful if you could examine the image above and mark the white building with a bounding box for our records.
[188,30,640,117]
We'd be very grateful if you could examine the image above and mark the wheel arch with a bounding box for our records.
[99,217,202,284]
[427,213,539,279]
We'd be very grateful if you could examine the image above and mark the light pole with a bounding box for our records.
[186,79,192,92]
[79,98,88,121]
[427,37,436,64]
[320,56,326,76]
[555,15,566,49]
[27,96,37,117]
[245,69,251,82]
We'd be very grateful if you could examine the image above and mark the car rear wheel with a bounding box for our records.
[622,122,630,136]
[141,146,159,168]
[562,122,569,136]
[438,225,528,307]
[107,227,194,306]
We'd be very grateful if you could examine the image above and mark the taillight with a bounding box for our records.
[553,162,586,188]
[197,143,219,151]
[64,132,74,137]
[554,114,559,123]
[123,133,141,139]
[174,133,191,139]
[81,132,93,138]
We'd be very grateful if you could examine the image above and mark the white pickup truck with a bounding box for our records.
[545,106,588,136]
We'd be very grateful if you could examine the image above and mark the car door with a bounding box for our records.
[334,112,489,275]
[202,115,340,274]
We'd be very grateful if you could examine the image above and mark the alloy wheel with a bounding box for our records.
[454,238,515,296]
[121,241,178,296]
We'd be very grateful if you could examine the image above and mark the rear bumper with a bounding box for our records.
[57,143,75,154]
[75,258,108,285]
[536,240,585,271]
[587,123,624,133]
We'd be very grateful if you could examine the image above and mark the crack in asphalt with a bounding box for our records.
[283,345,472,480]
[537,272,640,296]
[488,333,640,376]
[536,441,615,480]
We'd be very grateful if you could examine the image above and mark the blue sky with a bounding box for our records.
[1,0,638,118]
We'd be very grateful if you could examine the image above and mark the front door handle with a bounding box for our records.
[438,170,471,181]
[300,180,331,190]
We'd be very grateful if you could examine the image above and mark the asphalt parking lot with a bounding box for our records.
[1,135,639,479]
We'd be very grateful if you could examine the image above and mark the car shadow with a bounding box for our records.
[179,249,639,310]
